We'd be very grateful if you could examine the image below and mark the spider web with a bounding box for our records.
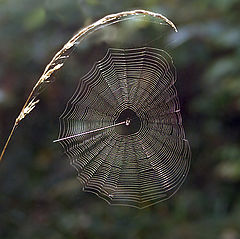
[57,47,191,208]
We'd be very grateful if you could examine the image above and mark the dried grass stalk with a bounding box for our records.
[0,9,177,161]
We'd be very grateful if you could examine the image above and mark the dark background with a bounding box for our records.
[0,0,240,238]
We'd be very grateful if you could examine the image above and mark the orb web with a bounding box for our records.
[57,47,191,208]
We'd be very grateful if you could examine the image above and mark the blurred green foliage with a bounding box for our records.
[0,0,240,238]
